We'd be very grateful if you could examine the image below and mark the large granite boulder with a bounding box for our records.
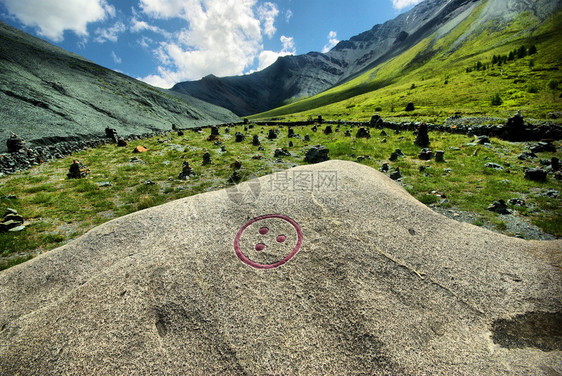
[1,161,560,375]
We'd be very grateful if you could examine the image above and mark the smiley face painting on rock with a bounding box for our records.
[234,214,303,269]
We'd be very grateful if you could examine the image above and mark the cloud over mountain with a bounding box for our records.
[0,0,114,41]
[138,0,296,88]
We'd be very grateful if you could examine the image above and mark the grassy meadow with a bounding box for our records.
[1,122,561,270]
[250,8,562,122]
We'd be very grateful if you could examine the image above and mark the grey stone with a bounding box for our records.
[389,167,402,180]
[435,150,445,162]
[485,163,504,170]
[0,161,561,375]
[477,135,491,144]
[274,148,291,158]
[355,127,370,139]
[304,145,329,164]
[7,225,25,232]
[418,148,433,160]
[524,168,547,182]
[488,200,510,215]
[380,162,389,172]
[235,132,245,142]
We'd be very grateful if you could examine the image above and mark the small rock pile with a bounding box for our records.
[178,161,196,180]
[6,132,25,153]
[274,148,291,158]
[356,127,370,139]
[304,145,329,164]
[67,160,90,179]
[414,123,430,147]
[252,135,260,146]
[0,208,25,232]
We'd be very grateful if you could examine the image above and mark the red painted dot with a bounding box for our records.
[255,243,266,252]
[259,227,269,235]
[276,235,286,243]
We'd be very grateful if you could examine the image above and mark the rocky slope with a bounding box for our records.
[171,0,561,116]
[1,161,560,374]
[0,21,239,153]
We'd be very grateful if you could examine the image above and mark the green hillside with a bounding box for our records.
[251,5,562,122]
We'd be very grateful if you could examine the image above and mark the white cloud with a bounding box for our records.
[322,31,339,53]
[0,0,114,42]
[257,35,295,70]
[139,0,187,19]
[94,21,126,43]
[137,0,293,88]
[257,2,279,38]
[138,35,153,49]
[392,0,424,10]
[111,51,121,64]
[130,18,171,38]
[285,9,293,23]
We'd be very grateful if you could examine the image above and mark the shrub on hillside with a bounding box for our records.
[491,93,503,106]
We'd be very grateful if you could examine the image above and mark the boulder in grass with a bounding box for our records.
[235,132,246,142]
[0,161,560,375]
[117,137,128,147]
[304,145,329,164]
[524,168,547,182]
[356,127,371,139]
[133,146,148,153]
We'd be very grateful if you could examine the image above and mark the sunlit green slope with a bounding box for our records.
[251,4,562,122]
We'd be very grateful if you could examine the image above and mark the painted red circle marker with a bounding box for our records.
[259,227,269,235]
[234,214,303,269]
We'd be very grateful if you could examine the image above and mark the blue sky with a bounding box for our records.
[0,0,423,88]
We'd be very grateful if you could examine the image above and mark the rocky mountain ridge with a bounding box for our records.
[0,21,239,153]
[171,0,561,116]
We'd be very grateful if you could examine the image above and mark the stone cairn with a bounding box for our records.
[67,160,90,179]
[202,152,212,165]
[0,208,25,232]
[252,135,261,146]
[207,126,220,141]
[414,123,430,148]
[235,132,245,142]
[356,127,371,139]
[178,161,196,180]
[7,131,25,153]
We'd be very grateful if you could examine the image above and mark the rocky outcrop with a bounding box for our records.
[1,161,559,374]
